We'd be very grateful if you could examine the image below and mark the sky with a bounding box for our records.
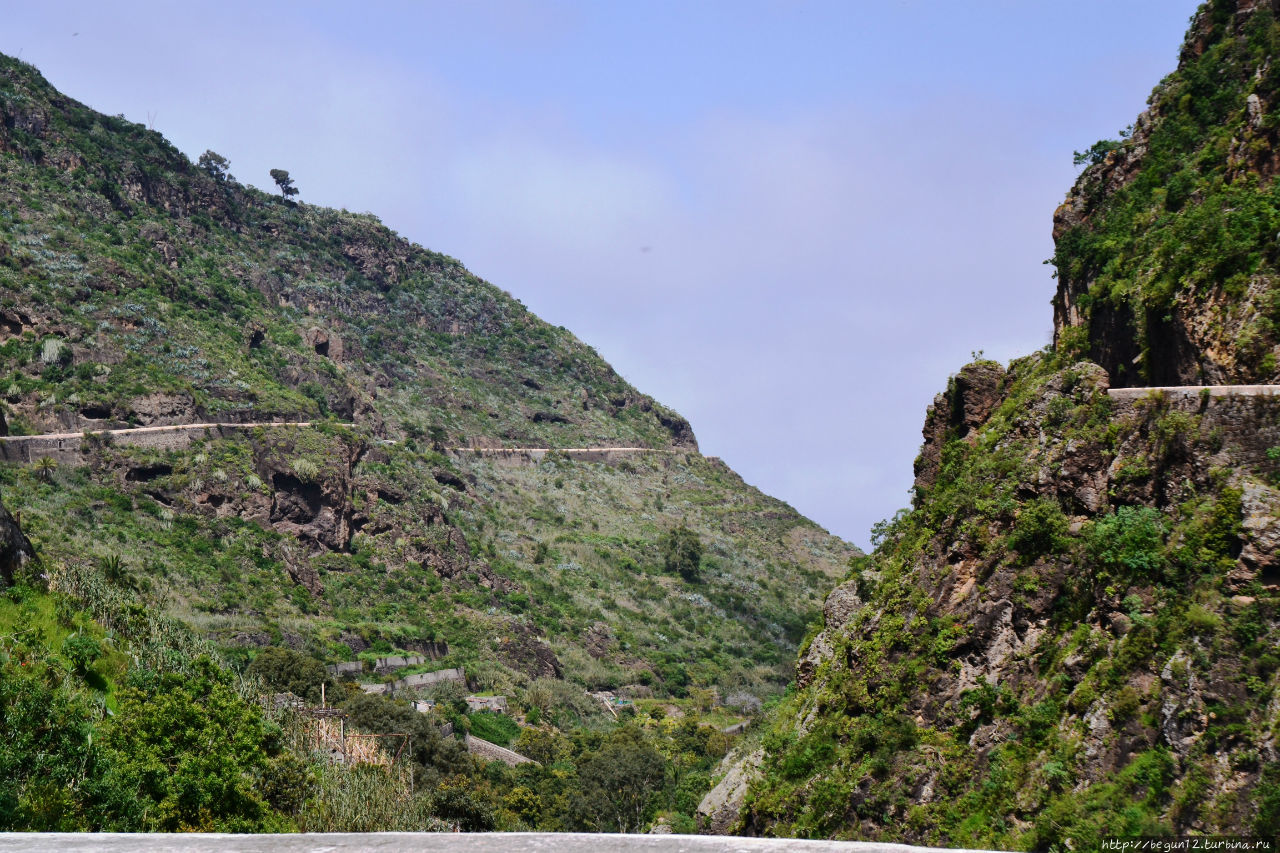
[2,1,1203,549]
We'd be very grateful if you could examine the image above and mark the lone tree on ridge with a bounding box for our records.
[269,168,299,199]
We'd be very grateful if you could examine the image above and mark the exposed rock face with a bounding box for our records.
[1239,480,1280,586]
[129,393,199,427]
[496,621,563,680]
[0,497,34,585]
[796,579,861,689]
[304,327,343,361]
[914,362,1007,491]
[1052,0,1280,388]
[697,748,763,835]
[584,622,615,660]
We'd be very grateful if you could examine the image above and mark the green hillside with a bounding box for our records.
[0,50,855,832]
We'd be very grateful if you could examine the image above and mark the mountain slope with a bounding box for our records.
[741,2,1280,846]
[0,51,854,704]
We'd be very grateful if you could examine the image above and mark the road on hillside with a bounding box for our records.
[0,421,331,442]
[0,422,683,456]
[448,446,682,453]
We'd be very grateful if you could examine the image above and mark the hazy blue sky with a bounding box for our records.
[4,1,1202,548]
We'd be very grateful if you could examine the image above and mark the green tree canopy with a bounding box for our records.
[246,647,331,704]
[196,150,231,182]
[269,168,299,198]
[570,727,666,832]
[658,525,702,582]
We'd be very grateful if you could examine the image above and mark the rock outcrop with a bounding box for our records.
[1053,0,1280,388]
[697,748,763,834]
[0,497,33,586]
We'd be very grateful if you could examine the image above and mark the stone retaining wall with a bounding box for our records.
[464,734,534,766]
[449,447,686,466]
[0,422,327,465]
[358,666,465,696]
[1107,384,1280,401]
[1109,387,1280,472]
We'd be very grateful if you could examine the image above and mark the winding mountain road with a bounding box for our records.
[4,382,1277,451]
[0,421,331,443]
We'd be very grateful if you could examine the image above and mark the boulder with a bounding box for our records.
[697,748,763,834]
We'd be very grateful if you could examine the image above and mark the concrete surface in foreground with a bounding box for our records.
[0,833,996,852]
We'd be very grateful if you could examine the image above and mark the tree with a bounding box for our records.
[269,169,299,199]
[658,525,702,582]
[571,727,666,832]
[1072,138,1123,167]
[427,423,447,453]
[196,150,232,182]
[33,456,56,483]
[246,647,331,704]
[90,658,292,831]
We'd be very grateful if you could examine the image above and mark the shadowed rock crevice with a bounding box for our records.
[0,497,34,586]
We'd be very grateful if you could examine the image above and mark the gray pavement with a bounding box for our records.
[1107,384,1280,400]
[0,833,996,852]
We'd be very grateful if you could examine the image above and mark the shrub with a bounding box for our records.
[1086,506,1167,584]
[658,526,702,583]
[1108,686,1141,723]
[1008,498,1071,562]
[1184,603,1222,635]
[467,711,519,747]
[291,458,320,482]
[246,647,332,704]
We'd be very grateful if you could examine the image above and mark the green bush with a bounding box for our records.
[90,658,292,831]
[1008,498,1071,562]
[246,647,332,704]
[658,526,702,583]
[1086,506,1167,584]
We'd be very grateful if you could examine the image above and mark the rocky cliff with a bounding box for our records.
[740,1,1280,846]
[1054,0,1280,387]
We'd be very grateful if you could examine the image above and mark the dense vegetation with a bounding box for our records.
[744,352,1280,845]
[744,1,1280,844]
[0,554,760,832]
[1053,0,1280,384]
[0,45,853,833]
